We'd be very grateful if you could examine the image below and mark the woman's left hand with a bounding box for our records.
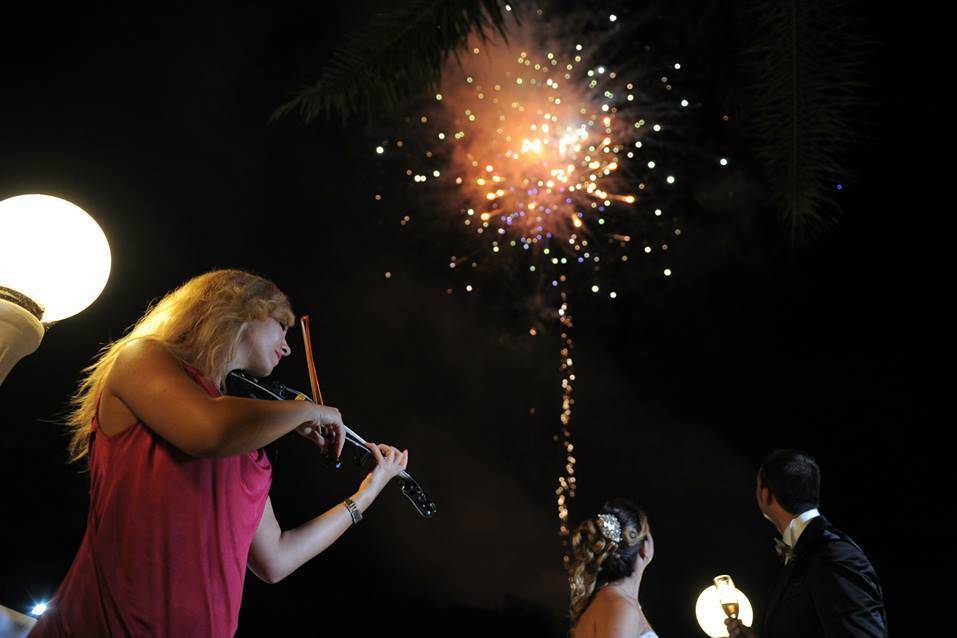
[355,444,406,496]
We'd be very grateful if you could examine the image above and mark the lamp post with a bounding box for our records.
[695,575,755,637]
[0,194,111,385]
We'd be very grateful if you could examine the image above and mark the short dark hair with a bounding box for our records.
[758,450,820,514]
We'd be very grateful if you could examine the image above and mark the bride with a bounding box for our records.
[568,499,659,638]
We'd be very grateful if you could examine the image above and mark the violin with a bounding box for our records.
[224,316,437,519]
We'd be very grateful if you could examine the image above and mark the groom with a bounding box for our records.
[727,450,887,638]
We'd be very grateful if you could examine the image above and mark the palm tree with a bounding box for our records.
[272,0,513,124]
[273,0,876,238]
[744,0,875,243]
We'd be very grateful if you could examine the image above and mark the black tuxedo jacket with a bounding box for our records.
[765,516,887,638]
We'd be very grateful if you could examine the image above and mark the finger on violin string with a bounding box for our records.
[365,441,385,465]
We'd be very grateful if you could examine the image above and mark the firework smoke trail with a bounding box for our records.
[381,6,691,566]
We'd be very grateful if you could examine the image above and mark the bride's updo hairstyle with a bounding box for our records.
[568,499,650,624]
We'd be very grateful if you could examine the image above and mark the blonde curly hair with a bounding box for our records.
[65,269,294,462]
[568,499,650,625]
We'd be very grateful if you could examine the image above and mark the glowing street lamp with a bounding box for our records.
[0,194,111,384]
[695,575,754,637]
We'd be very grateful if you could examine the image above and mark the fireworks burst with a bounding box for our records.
[391,15,687,288]
[442,44,641,252]
[378,6,696,566]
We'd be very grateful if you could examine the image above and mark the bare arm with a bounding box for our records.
[107,339,344,458]
[248,444,408,584]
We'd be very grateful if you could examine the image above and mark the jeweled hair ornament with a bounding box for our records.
[598,513,622,543]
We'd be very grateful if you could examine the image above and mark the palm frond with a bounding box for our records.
[744,0,877,243]
[273,0,515,124]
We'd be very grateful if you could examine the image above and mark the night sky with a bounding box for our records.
[1,2,939,636]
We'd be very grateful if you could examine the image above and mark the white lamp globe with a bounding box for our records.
[695,583,754,637]
[0,194,111,322]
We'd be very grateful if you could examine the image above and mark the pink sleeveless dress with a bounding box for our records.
[30,365,272,637]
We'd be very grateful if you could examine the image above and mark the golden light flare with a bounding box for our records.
[411,30,660,260]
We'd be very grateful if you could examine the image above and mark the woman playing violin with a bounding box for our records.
[30,269,409,637]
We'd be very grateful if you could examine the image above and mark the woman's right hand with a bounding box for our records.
[296,405,346,459]
[356,443,409,504]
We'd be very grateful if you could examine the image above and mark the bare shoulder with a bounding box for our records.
[100,337,227,456]
[591,588,643,638]
[108,338,196,391]
[111,338,177,375]
[593,587,639,614]
[106,338,211,417]
[98,340,187,435]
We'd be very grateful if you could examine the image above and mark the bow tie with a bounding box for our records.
[774,538,795,564]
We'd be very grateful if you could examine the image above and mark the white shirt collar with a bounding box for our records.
[782,508,820,547]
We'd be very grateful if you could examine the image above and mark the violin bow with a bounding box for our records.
[299,315,325,406]
[301,314,342,466]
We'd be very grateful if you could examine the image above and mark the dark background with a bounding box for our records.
[1,1,938,635]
